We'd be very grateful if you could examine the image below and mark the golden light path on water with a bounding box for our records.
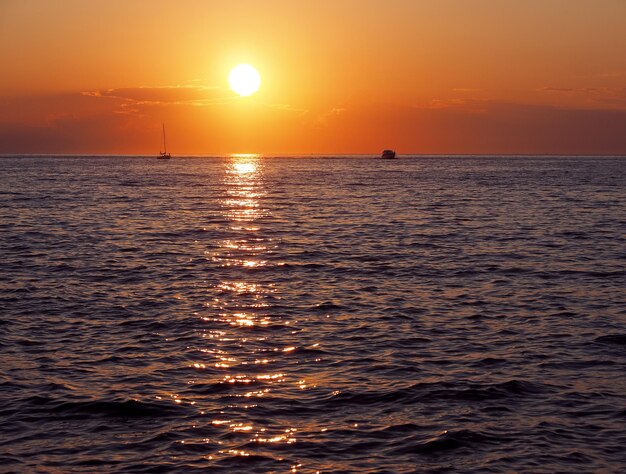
[195,155,304,467]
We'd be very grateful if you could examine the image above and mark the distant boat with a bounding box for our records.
[381,149,396,159]
[157,123,171,160]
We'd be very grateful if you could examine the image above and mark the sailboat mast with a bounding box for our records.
[162,123,167,154]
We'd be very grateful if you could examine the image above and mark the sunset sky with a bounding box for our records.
[1,0,625,155]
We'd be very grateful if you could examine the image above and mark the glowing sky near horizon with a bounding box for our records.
[0,0,625,154]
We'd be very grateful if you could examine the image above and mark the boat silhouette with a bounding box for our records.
[157,123,171,160]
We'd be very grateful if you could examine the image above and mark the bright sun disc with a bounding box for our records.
[229,64,261,97]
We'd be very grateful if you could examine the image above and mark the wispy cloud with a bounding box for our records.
[82,85,237,112]
[3,91,626,154]
[264,103,309,115]
[538,87,578,93]
[83,85,312,117]
[316,107,346,124]
[538,86,626,96]
[422,98,488,113]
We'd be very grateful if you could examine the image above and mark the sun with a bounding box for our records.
[229,64,261,97]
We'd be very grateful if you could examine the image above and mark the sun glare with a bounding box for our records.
[229,64,261,97]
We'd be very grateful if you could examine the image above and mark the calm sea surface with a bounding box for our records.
[1,155,625,473]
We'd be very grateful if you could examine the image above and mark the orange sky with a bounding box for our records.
[1,0,625,154]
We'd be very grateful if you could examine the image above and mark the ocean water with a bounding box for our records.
[1,155,625,473]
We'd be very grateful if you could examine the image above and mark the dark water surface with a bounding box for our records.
[1,155,625,473]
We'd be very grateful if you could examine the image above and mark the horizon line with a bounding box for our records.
[1,153,626,158]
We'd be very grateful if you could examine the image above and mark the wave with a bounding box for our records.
[391,428,512,455]
[20,396,183,419]
[595,334,626,346]
[324,379,547,408]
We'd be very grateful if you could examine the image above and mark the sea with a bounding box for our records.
[1,155,625,473]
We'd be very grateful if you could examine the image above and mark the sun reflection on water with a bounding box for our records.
[193,154,304,459]
[232,161,257,175]
[186,155,312,466]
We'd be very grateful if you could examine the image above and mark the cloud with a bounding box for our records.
[2,92,626,154]
[309,99,626,154]
[316,106,346,124]
[82,85,235,108]
[422,98,488,113]
[82,86,310,118]
[264,103,309,115]
[538,86,626,99]
[0,114,145,154]
[539,87,577,93]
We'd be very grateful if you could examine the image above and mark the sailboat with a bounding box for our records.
[157,123,171,160]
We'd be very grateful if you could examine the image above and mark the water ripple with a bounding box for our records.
[1,155,625,472]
